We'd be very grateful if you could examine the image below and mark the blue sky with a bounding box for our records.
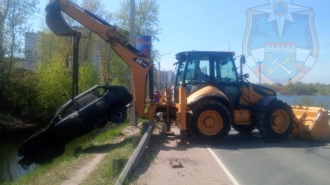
[33,0,330,84]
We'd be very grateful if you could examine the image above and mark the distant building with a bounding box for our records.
[159,69,173,88]
[21,32,42,71]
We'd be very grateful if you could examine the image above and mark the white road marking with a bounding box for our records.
[206,145,240,185]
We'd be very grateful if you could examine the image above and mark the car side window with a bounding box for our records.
[76,91,101,108]
[54,102,75,123]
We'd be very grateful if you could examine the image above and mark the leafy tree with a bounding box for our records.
[0,0,39,100]
[96,37,113,85]
[2,68,40,119]
[36,56,71,118]
[110,49,131,89]
[117,0,161,42]
[81,0,115,86]
[78,60,100,92]
[115,0,161,92]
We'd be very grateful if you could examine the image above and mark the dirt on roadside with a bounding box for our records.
[130,124,234,185]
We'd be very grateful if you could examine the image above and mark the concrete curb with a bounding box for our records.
[115,121,155,185]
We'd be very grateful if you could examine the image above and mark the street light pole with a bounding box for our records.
[158,61,160,89]
[257,60,262,85]
[158,52,170,90]
[129,0,136,126]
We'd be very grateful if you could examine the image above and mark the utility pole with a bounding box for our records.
[158,53,171,90]
[158,61,160,90]
[163,67,165,87]
[257,60,262,85]
[129,0,137,126]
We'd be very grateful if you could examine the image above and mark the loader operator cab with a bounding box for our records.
[172,51,242,105]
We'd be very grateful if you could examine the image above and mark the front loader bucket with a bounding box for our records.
[45,0,75,36]
[291,106,330,141]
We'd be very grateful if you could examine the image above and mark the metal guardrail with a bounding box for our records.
[115,121,155,185]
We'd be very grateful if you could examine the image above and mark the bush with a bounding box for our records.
[78,60,100,93]
[1,68,42,121]
[36,58,72,119]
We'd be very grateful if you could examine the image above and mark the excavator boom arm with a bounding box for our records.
[46,0,152,117]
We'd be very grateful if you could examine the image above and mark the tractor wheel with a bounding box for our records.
[256,100,293,141]
[232,124,255,134]
[109,107,127,124]
[188,100,232,144]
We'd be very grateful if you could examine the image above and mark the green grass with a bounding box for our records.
[8,122,134,185]
[88,123,128,145]
[80,140,134,185]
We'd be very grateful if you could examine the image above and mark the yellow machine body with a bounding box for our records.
[292,106,330,141]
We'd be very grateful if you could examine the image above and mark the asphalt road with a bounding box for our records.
[209,129,330,185]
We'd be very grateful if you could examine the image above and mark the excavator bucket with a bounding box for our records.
[291,106,330,141]
[45,0,75,36]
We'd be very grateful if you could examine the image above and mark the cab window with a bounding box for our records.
[185,54,210,83]
[214,57,237,82]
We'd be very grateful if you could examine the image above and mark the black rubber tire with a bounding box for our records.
[110,107,127,124]
[232,124,255,134]
[256,99,294,142]
[188,100,232,144]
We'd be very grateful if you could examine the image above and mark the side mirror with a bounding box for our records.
[240,55,246,65]
[243,73,249,79]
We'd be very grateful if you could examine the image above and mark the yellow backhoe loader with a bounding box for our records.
[39,0,330,145]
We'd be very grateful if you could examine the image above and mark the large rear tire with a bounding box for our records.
[256,99,293,141]
[188,100,232,144]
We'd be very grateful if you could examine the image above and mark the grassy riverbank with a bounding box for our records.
[7,122,136,185]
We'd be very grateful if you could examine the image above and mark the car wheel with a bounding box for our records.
[110,107,127,124]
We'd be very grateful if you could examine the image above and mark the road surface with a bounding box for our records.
[210,129,330,185]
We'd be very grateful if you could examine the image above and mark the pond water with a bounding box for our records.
[0,133,36,183]
[277,94,330,109]
[0,126,92,184]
